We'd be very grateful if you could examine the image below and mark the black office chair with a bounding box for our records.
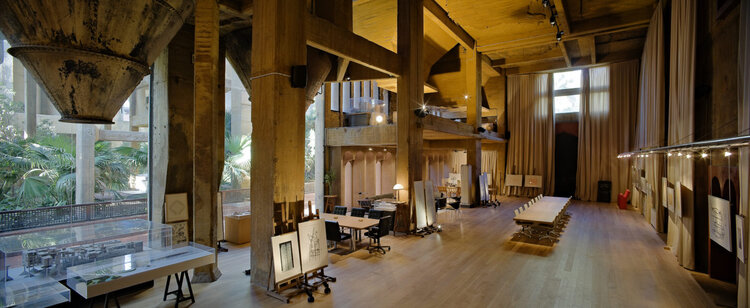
[333,206,347,215]
[325,220,351,249]
[368,209,384,220]
[364,216,392,254]
[350,207,366,217]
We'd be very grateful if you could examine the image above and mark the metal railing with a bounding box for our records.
[0,198,147,233]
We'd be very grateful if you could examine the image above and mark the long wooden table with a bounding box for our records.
[320,213,379,252]
[513,196,570,225]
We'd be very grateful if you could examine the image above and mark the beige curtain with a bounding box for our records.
[504,73,555,196]
[635,0,666,232]
[665,0,696,270]
[576,61,639,202]
[738,0,750,306]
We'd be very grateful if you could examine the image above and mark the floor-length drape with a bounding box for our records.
[636,1,666,232]
[737,0,750,306]
[665,0,696,270]
[504,74,555,196]
[576,61,639,202]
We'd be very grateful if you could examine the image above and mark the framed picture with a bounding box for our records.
[666,187,675,213]
[737,215,746,263]
[271,231,302,283]
[661,177,668,208]
[168,221,188,245]
[504,174,523,187]
[298,220,328,273]
[675,182,682,218]
[165,193,189,223]
[709,196,733,252]
[524,175,542,188]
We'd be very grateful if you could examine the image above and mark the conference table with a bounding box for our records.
[513,196,570,226]
[320,213,379,252]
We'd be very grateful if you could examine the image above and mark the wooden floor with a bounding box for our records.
[116,198,716,307]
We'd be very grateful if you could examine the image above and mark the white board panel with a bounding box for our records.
[662,177,668,208]
[298,219,328,273]
[478,174,486,202]
[709,195,733,252]
[424,181,436,226]
[414,181,427,229]
[666,187,675,212]
[505,174,523,187]
[524,175,542,188]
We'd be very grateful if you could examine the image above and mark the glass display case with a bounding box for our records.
[0,219,172,307]
[66,242,214,299]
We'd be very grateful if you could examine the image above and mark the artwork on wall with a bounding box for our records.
[271,232,301,283]
[297,220,328,273]
[666,186,675,213]
[168,221,188,245]
[164,193,189,223]
[505,174,523,187]
[524,175,542,188]
[737,215,746,263]
[675,181,682,218]
[424,181,436,226]
[709,195,733,252]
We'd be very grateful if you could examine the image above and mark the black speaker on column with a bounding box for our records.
[597,180,612,203]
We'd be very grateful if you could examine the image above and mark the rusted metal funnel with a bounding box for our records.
[0,0,194,124]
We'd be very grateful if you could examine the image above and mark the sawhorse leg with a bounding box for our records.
[163,270,195,307]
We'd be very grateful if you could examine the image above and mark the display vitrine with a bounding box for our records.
[0,219,172,307]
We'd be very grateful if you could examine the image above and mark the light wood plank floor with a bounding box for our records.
[116,198,716,307]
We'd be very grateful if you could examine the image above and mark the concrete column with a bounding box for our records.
[465,46,482,206]
[150,49,169,224]
[396,0,425,212]
[24,72,37,138]
[250,0,307,287]
[192,0,223,282]
[12,59,24,104]
[230,69,244,137]
[314,87,325,213]
[75,124,96,204]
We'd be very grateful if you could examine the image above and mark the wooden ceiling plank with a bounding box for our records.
[505,59,568,75]
[306,14,400,77]
[423,0,475,50]
[570,7,652,36]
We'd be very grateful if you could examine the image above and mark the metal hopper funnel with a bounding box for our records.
[0,0,194,124]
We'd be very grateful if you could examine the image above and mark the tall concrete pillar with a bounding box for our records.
[314,87,325,213]
[24,72,37,138]
[75,124,96,204]
[12,59,24,104]
[150,49,169,224]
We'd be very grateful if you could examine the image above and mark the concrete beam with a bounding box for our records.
[325,125,397,147]
[96,129,148,142]
[75,125,95,204]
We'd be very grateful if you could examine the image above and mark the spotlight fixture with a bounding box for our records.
[375,114,384,123]
[542,0,550,8]
[701,152,708,158]
[725,151,732,157]
[556,30,564,41]
[464,94,469,99]
[368,147,373,151]
[677,152,682,157]
[667,153,672,157]
[550,15,556,26]
[686,154,692,159]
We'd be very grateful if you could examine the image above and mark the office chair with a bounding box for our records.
[333,206,347,215]
[325,220,352,249]
[351,207,366,217]
[365,216,392,254]
[368,209,384,220]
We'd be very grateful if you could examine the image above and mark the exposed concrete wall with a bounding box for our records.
[150,49,169,224]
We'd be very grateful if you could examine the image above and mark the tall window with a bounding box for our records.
[553,70,582,114]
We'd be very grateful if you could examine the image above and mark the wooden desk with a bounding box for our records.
[321,213,378,251]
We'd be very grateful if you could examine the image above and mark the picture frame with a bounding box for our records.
[737,215,746,263]
[271,231,302,283]
[164,193,189,223]
[666,187,675,213]
[661,177,668,208]
[168,221,188,245]
[524,175,542,188]
[297,220,328,273]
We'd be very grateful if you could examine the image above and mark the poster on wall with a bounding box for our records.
[709,195,733,252]
[271,231,302,283]
[448,173,461,186]
[298,220,328,272]
[675,181,682,218]
[662,177,668,208]
[666,187,675,213]
[737,215,746,263]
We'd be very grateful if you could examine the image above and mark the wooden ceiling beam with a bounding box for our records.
[577,36,597,64]
[491,47,564,68]
[504,59,568,75]
[551,0,571,35]
[423,0,475,50]
[218,0,253,16]
[306,13,401,77]
[559,42,571,67]
[570,7,652,36]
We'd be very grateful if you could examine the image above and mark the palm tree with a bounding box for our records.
[222,135,251,190]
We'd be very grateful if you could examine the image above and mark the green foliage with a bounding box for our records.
[222,135,251,190]
[0,82,22,141]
